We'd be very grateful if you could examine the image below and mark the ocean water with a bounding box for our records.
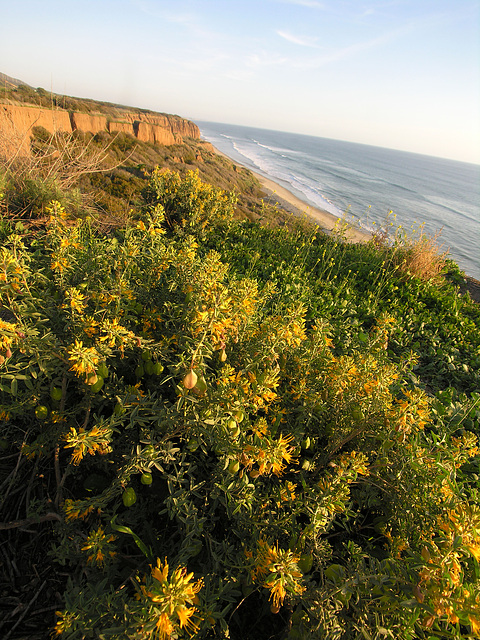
[196,121,480,280]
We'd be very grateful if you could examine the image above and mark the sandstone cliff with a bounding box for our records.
[0,104,72,155]
[70,111,108,134]
[0,102,200,157]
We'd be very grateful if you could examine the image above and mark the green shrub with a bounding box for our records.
[143,167,236,235]
[0,172,479,639]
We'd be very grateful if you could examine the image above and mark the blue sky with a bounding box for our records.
[1,0,479,163]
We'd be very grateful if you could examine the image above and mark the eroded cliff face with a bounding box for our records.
[0,104,72,155]
[70,112,108,134]
[0,102,200,156]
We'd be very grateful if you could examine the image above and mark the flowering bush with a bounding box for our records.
[0,171,479,639]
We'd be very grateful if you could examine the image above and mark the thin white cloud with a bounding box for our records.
[277,30,319,47]
[312,32,395,66]
[288,21,423,69]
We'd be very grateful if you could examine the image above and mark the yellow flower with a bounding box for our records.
[63,498,95,521]
[63,287,87,314]
[81,526,116,567]
[83,316,99,338]
[467,544,480,562]
[249,540,304,609]
[67,340,100,377]
[139,557,203,639]
[469,615,480,634]
[63,425,112,465]
[155,612,174,638]
[176,605,197,631]
[53,610,78,636]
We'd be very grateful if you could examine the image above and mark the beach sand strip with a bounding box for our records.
[253,171,370,243]
[209,142,370,243]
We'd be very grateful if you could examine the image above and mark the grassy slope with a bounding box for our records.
[0,88,479,640]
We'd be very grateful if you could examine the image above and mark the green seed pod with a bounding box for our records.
[141,472,153,485]
[195,376,207,393]
[297,552,314,574]
[50,387,63,402]
[351,406,365,422]
[35,405,49,420]
[153,362,164,375]
[145,360,154,375]
[113,402,124,415]
[90,376,104,393]
[122,487,137,507]
[301,436,311,450]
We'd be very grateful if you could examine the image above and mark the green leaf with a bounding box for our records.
[110,516,152,559]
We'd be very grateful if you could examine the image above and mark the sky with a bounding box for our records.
[1,0,479,163]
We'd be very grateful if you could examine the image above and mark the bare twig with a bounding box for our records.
[3,579,47,640]
[0,512,62,530]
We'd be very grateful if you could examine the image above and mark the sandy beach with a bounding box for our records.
[252,171,371,243]
[210,143,370,243]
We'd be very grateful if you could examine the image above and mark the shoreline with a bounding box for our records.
[209,143,370,243]
[251,170,371,243]
[207,141,480,301]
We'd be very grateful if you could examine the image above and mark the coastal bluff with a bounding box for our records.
[0,102,200,155]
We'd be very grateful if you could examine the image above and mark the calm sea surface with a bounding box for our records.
[196,121,480,280]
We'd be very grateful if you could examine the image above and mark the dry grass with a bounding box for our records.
[392,226,449,283]
[0,126,122,220]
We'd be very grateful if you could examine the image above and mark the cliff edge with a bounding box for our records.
[0,101,200,156]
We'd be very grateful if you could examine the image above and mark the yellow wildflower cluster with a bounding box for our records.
[62,287,87,314]
[99,318,136,350]
[50,254,68,274]
[82,315,99,338]
[450,432,479,468]
[141,306,163,336]
[190,277,259,352]
[248,540,304,611]
[175,236,199,264]
[63,424,112,465]
[0,247,24,294]
[277,481,297,506]
[0,318,17,353]
[328,353,397,403]
[259,307,307,352]
[369,313,397,350]
[241,428,296,477]
[54,610,79,636]
[67,339,100,378]
[136,216,166,236]
[389,388,430,439]
[138,557,203,639]
[47,209,81,276]
[81,526,117,567]
[63,498,95,521]
[417,504,480,633]
[46,200,68,220]
[219,366,280,411]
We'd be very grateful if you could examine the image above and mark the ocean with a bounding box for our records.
[196,121,480,280]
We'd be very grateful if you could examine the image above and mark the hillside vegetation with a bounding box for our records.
[0,101,479,640]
